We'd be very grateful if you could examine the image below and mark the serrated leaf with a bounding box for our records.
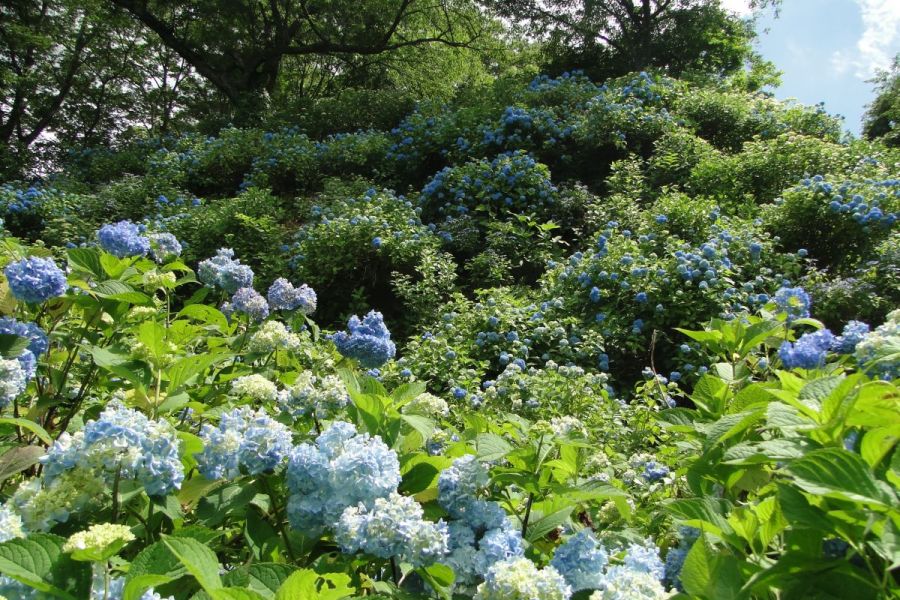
[0,533,91,599]
[785,448,895,508]
[162,536,222,592]
[223,563,296,598]
[0,417,52,445]
[66,248,104,278]
[275,570,355,600]
[476,433,513,461]
[178,304,229,331]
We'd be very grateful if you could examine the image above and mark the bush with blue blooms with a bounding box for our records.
[267,277,317,313]
[97,220,151,258]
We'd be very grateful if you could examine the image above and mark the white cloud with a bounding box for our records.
[832,0,900,79]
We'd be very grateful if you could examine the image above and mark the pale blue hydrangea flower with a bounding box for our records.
[4,256,67,303]
[832,320,870,354]
[196,406,293,480]
[0,358,27,408]
[267,278,317,314]
[778,329,835,369]
[197,248,254,294]
[97,221,151,258]
[335,491,449,567]
[42,402,183,496]
[438,455,490,517]
[773,286,810,322]
[0,575,41,599]
[474,557,572,600]
[148,233,182,263]
[277,373,348,420]
[623,540,666,581]
[331,310,396,368]
[591,566,670,600]
[231,287,270,322]
[551,529,609,591]
[0,317,48,357]
[285,421,400,536]
[854,310,900,380]
[0,504,24,542]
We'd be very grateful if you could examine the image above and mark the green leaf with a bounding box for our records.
[400,413,435,440]
[476,434,513,461]
[208,587,270,600]
[861,426,900,469]
[178,304,230,331]
[222,564,296,599]
[67,248,105,278]
[124,541,187,599]
[0,445,45,482]
[0,333,30,358]
[399,461,441,495]
[390,381,426,408]
[93,280,152,305]
[680,535,748,600]
[274,570,355,600]
[417,563,454,600]
[785,448,895,508]
[162,536,222,592]
[0,533,91,599]
[167,353,226,394]
[665,497,735,538]
[0,417,52,445]
[525,506,573,542]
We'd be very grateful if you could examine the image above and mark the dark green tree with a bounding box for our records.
[109,0,487,123]
[863,54,900,147]
[486,0,772,81]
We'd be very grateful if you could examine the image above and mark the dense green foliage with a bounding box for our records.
[0,2,899,599]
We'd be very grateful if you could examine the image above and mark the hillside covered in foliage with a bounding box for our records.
[0,1,899,599]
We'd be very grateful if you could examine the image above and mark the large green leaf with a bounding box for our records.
[0,533,91,599]
[0,333,29,358]
[0,445,45,482]
[162,536,223,592]
[222,563,296,598]
[0,417,52,445]
[785,448,895,509]
[680,535,748,600]
[274,570,355,600]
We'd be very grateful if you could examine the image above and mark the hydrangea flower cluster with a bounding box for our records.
[42,401,184,496]
[474,557,572,600]
[63,523,134,557]
[854,310,900,380]
[148,232,182,263]
[664,526,700,591]
[249,320,303,353]
[9,468,106,531]
[438,456,525,588]
[267,278,317,313]
[403,392,450,417]
[197,248,254,294]
[230,287,270,322]
[335,491,449,567]
[4,256,67,303]
[551,529,609,591]
[778,328,836,369]
[774,286,811,322]
[589,568,671,600]
[277,372,348,419]
[331,310,396,368]
[97,220,151,258]
[0,505,24,542]
[230,374,278,402]
[285,421,400,535]
[0,318,47,358]
[833,320,870,354]
[0,358,27,408]
[196,406,293,480]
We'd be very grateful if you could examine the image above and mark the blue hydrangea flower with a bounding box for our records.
[197,248,254,294]
[439,455,490,517]
[331,310,396,368]
[196,407,294,480]
[551,529,609,591]
[231,287,270,322]
[832,320,870,354]
[149,233,182,263]
[624,540,666,581]
[854,310,899,380]
[335,491,449,567]
[42,401,183,496]
[774,286,811,322]
[97,221,151,258]
[267,278,317,314]
[778,329,835,369]
[664,526,700,591]
[642,461,669,481]
[285,421,400,536]
[4,256,67,303]
[0,317,48,357]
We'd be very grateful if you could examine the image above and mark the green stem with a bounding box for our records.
[261,476,296,562]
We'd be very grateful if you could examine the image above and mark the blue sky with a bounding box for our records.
[724,0,900,134]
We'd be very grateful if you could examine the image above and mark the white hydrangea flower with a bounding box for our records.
[475,557,572,600]
[249,321,303,354]
[0,505,24,542]
[403,392,450,418]
[230,374,278,402]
